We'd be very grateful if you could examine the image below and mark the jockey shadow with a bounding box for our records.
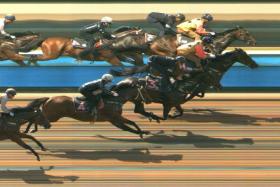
[97,131,254,149]
[44,148,182,163]
[173,108,267,126]
[0,166,78,184]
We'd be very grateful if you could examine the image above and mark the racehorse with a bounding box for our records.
[177,26,256,56]
[110,48,259,120]
[0,97,51,161]
[24,87,151,138]
[0,31,41,66]
[27,28,144,66]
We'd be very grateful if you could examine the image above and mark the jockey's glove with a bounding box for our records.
[165,24,171,28]
[9,112,14,117]
[209,32,216,36]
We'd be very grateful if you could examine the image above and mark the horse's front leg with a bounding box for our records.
[10,135,41,161]
[24,121,33,133]
[134,101,162,123]
[163,103,172,120]
[169,105,184,119]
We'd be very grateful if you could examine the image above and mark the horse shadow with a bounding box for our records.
[173,108,269,126]
[45,148,182,163]
[97,130,254,148]
[0,166,78,184]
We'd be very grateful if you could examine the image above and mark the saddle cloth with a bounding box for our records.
[72,38,87,49]
[74,96,107,113]
[145,75,162,91]
[73,97,90,112]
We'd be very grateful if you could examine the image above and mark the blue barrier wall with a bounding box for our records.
[0,55,279,88]
[0,66,280,88]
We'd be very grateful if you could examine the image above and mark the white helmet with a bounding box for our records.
[100,16,113,23]
[5,88,17,96]
[101,74,114,82]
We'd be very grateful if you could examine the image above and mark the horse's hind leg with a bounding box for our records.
[110,118,144,138]
[120,116,150,136]
[10,135,41,161]
[19,133,47,151]
[3,50,26,66]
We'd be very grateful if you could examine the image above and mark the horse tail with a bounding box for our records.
[110,65,149,76]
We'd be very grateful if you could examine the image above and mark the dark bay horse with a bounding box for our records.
[0,32,41,66]
[0,97,51,161]
[111,48,258,120]
[25,87,151,138]
[208,26,256,55]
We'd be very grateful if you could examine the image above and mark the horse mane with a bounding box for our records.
[12,31,40,37]
[216,27,239,36]
[112,26,142,34]
[113,77,138,91]
[26,97,49,109]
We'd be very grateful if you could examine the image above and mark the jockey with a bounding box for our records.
[0,14,16,40]
[148,55,201,101]
[0,88,17,117]
[177,36,215,69]
[78,74,118,116]
[78,16,116,59]
[147,12,185,36]
[177,13,215,41]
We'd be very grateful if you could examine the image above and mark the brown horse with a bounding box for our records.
[28,29,144,66]
[0,32,40,66]
[25,86,151,138]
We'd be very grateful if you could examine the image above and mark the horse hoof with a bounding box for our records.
[41,148,48,152]
[31,130,37,133]
[36,156,41,161]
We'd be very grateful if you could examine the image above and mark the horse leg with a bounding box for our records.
[19,133,47,151]
[120,116,150,137]
[24,121,33,133]
[10,135,40,161]
[169,105,184,119]
[163,103,172,120]
[3,50,26,66]
[106,56,123,66]
[110,118,144,138]
[30,41,63,64]
[30,123,38,133]
[134,101,162,122]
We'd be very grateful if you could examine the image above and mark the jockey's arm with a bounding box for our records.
[0,26,10,37]
[0,97,11,113]
[80,24,99,35]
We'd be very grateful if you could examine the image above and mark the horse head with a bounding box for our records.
[234,27,256,46]
[25,97,51,129]
[233,48,258,69]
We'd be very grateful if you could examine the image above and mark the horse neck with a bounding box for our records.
[16,36,37,46]
[208,52,237,74]
[214,32,236,53]
[116,87,139,102]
